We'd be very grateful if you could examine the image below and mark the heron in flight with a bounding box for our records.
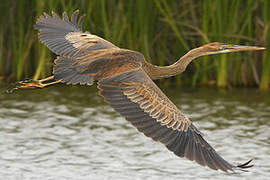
[15,10,265,172]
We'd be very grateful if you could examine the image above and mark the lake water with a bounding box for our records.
[0,84,269,180]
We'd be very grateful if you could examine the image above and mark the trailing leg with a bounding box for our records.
[7,76,62,93]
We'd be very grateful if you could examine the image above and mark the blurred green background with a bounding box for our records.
[0,0,269,90]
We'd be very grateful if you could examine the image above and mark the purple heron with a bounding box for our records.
[15,10,265,172]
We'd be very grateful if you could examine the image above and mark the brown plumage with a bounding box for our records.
[16,10,265,172]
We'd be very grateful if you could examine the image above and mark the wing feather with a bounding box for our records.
[35,10,119,58]
[97,68,238,172]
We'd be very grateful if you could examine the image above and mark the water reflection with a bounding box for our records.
[0,84,269,179]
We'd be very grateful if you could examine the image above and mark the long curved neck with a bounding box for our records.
[146,47,205,80]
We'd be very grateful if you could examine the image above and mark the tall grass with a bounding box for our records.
[260,0,270,90]
[0,0,269,90]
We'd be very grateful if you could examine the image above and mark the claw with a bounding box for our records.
[6,87,18,94]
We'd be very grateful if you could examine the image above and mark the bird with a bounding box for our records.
[14,10,265,172]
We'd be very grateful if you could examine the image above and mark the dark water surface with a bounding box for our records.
[0,84,269,180]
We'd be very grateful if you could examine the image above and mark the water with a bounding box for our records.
[0,84,269,180]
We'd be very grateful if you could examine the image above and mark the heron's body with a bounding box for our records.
[16,10,264,172]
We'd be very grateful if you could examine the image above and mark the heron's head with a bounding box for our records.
[199,42,265,56]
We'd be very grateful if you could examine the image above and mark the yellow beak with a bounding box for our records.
[221,44,266,52]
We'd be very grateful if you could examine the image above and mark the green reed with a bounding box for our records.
[259,0,270,91]
[0,0,269,90]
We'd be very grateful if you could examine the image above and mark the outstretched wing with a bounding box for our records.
[98,67,238,172]
[35,10,119,58]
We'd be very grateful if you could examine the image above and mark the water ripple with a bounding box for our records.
[0,86,269,179]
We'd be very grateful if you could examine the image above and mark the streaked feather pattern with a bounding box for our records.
[98,68,236,172]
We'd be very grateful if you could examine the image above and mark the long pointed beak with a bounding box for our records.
[222,44,266,52]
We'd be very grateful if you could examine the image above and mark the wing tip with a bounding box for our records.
[173,124,254,172]
[212,159,254,172]
[236,159,254,169]
[34,10,85,31]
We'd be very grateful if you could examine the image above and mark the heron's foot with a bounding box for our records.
[6,79,43,93]
[6,76,61,93]
[17,79,45,89]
